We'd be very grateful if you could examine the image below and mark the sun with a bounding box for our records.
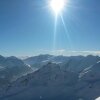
[50,0,66,15]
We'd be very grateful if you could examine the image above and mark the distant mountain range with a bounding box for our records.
[24,54,100,72]
[0,54,100,100]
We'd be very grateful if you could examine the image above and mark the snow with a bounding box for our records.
[95,97,100,100]
[0,55,100,100]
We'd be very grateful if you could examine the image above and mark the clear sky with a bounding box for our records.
[0,0,100,56]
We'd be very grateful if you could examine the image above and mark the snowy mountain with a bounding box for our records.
[24,54,53,65]
[0,55,100,100]
[0,55,33,86]
[24,55,100,73]
[0,63,78,100]
[62,55,100,72]
[75,61,100,100]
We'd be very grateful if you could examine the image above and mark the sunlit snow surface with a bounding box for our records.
[96,97,100,100]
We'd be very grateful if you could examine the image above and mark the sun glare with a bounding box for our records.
[49,0,70,52]
[50,0,66,15]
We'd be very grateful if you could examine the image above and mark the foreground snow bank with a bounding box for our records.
[96,97,100,100]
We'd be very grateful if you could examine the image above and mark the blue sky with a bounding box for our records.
[0,0,100,56]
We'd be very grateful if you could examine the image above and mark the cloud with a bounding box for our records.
[37,49,100,56]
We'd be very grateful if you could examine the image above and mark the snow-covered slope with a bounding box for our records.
[24,54,53,65]
[96,97,100,100]
[0,55,100,100]
[23,55,70,69]
[76,61,100,100]
[0,55,33,86]
[0,63,78,100]
[62,55,100,72]
[24,55,100,73]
